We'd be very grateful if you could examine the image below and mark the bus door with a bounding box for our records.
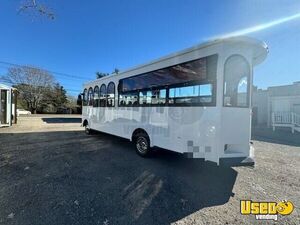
[221,55,252,155]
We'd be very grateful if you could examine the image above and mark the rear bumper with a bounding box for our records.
[219,156,255,167]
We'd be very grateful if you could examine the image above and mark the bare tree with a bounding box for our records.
[3,66,55,114]
[19,0,55,20]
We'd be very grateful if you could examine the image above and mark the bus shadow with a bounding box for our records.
[0,130,237,225]
[41,117,82,124]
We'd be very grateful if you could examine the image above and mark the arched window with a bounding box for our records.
[88,87,94,106]
[83,88,88,106]
[94,86,99,107]
[100,84,106,107]
[224,55,250,107]
[107,82,115,107]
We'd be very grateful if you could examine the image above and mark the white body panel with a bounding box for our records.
[82,37,267,165]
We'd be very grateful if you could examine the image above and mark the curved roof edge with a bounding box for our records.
[85,36,268,85]
[215,36,268,66]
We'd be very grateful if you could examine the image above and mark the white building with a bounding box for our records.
[252,81,300,133]
[0,83,17,127]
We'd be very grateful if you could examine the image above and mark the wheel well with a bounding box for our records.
[83,119,88,127]
[132,128,150,143]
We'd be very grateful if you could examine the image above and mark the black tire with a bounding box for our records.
[134,133,151,157]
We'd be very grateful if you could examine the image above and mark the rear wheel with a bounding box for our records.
[135,133,151,157]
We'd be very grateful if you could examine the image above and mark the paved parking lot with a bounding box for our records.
[0,115,299,225]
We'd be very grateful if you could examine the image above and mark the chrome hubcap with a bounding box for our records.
[136,137,148,154]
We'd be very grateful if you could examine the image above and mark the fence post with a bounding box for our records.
[291,112,295,133]
[272,112,275,131]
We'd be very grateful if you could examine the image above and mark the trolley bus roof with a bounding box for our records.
[84,36,268,86]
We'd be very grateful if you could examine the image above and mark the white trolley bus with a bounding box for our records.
[82,36,268,166]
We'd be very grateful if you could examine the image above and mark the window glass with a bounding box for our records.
[139,91,151,105]
[237,77,248,107]
[107,82,115,107]
[83,89,88,106]
[139,89,166,105]
[100,84,106,107]
[119,92,138,106]
[119,54,218,92]
[169,84,213,104]
[94,86,99,107]
[200,84,212,96]
[87,87,94,106]
[151,89,166,104]
[224,55,250,107]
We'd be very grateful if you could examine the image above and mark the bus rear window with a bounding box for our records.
[223,55,250,108]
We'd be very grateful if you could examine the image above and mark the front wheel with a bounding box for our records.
[135,133,151,157]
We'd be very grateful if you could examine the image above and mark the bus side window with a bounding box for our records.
[151,89,166,105]
[139,91,151,105]
[107,82,115,107]
[119,92,138,106]
[138,89,166,106]
[94,86,99,107]
[100,84,106,107]
[87,87,94,106]
[128,92,138,105]
[168,84,213,105]
[119,94,125,106]
[83,88,88,106]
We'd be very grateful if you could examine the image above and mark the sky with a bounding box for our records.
[0,0,300,96]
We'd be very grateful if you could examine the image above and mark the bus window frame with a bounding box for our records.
[223,54,251,108]
[107,82,115,107]
[167,81,216,107]
[117,54,218,107]
[87,87,94,106]
[93,85,100,107]
[100,84,107,107]
[118,80,216,107]
[83,88,88,106]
